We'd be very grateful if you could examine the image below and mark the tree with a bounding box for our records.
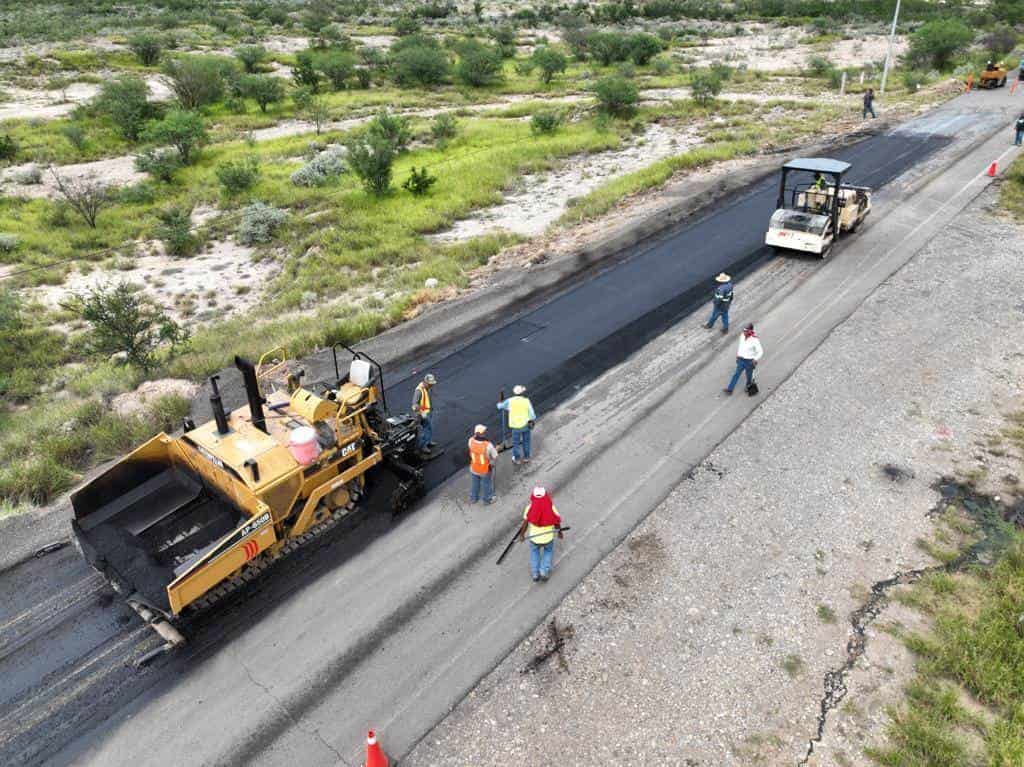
[628,33,662,66]
[156,205,198,257]
[908,19,973,70]
[588,32,630,66]
[455,39,505,87]
[690,71,722,105]
[92,75,152,140]
[162,55,234,109]
[532,46,568,84]
[356,46,383,88]
[489,25,517,58]
[143,110,207,164]
[292,49,321,92]
[50,169,111,228]
[302,0,334,47]
[215,155,261,195]
[295,89,331,134]
[67,282,187,371]
[345,134,395,195]
[393,15,421,36]
[234,44,267,73]
[593,75,638,117]
[982,29,1017,57]
[402,166,437,195]
[0,134,16,162]
[240,74,284,112]
[390,43,450,87]
[367,109,411,152]
[316,49,357,90]
[128,32,163,66]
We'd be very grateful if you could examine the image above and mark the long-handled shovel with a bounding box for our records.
[495,523,571,565]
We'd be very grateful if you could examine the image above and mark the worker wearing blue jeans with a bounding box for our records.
[498,386,536,464]
[724,323,764,395]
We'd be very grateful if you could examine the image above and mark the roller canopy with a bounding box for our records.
[782,158,851,175]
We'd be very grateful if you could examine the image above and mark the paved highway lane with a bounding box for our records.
[1,98,1007,766]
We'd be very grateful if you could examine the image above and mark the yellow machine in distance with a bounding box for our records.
[71,346,423,647]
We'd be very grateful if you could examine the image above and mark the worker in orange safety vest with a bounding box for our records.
[468,424,498,504]
[412,373,436,454]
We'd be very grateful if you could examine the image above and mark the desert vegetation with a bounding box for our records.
[0,0,1015,509]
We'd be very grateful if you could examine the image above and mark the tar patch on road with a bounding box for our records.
[522,617,575,674]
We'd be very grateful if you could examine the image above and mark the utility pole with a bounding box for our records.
[880,0,901,95]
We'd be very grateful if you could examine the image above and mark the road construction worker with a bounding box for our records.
[811,172,827,191]
[497,385,536,464]
[519,486,562,582]
[704,272,733,334]
[467,424,498,504]
[986,60,996,72]
[1015,113,1024,146]
[723,322,764,396]
[413,373,436,453]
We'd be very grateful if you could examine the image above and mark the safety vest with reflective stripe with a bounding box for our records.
[468,438,492,475]
[415,383,431,415]
[507,396,531,429]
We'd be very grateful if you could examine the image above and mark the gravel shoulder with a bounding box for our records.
[402,184,1024,765]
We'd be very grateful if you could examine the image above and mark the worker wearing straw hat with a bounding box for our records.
[705,273,733,334]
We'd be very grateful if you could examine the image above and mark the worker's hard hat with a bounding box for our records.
[532,486,546,498]
[474,424,487,434]
[513,385,526,395]
[424,373,436,385]
[715,272,731,283]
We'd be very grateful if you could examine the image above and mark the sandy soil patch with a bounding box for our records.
[351,34,396,49]
[431,122,701,242]
[1,155,143,198]
[28,236,278,325]
[681,27,906,72]
[111,378,200,416]
[0,75,171,122]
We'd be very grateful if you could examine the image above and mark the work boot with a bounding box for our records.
[723,388,733,395]
[703,322,713,329]
[721,327,728,335]
[539,573,549,582]
[427,441,437,448]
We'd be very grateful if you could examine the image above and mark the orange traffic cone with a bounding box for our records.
[364,729,389,767]
[987,161,998,177]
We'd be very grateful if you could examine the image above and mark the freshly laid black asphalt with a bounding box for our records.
[0,127,951,766]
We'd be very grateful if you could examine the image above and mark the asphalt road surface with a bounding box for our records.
[0,95,1009,767]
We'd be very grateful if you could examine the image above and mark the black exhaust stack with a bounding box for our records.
[209,375,230,435]
[235,356,267,433]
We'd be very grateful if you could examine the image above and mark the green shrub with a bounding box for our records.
[142,109,207,164]
[65,282,188,371]
[0,134,17,162]
[93,75,153,141]
[240,73,284,112]
[431,112,459,145]
[690,71,723,105]
[455,39,505,87]
[982,29,1017,57]
[162,54,235,109]
[909,19,974,70]
[233,44,267,73]
[593,75,638,117]
[216,154,261,195]
[390,43,450,87]
[118,181,157,204]
[806,54,833,76]
[902,69,927,91]
[156,205,198,256]
[489,24,518,57]
[533,46,568,83]
[238,202,288,244]
[316,49,357,90]
[128,32,163,66]
[402,165,437,196]
[394,15,421,36]
[367,109,411,152]
[345,134,395,195]
[0,454,77,505]
[652,54,673,75]
[0,233,18,253]
[60,122,87,151]
[135,147,182,182]
[530,109,564,134]
[628,33,662,65]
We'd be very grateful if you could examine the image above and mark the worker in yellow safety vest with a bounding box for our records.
[467,424,498,504]
[497,385,536,465]
[412,373,436,454]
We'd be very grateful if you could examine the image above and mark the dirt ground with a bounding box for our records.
[401,184,1024,766]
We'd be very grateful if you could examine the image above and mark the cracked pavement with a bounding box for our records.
[402,188,1024,764]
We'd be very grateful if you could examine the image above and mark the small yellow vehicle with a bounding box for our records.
[978,62,1008,89]
[765,158,871,258]
[71,346,423,648]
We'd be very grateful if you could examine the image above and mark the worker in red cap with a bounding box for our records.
[518,486,562,581]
